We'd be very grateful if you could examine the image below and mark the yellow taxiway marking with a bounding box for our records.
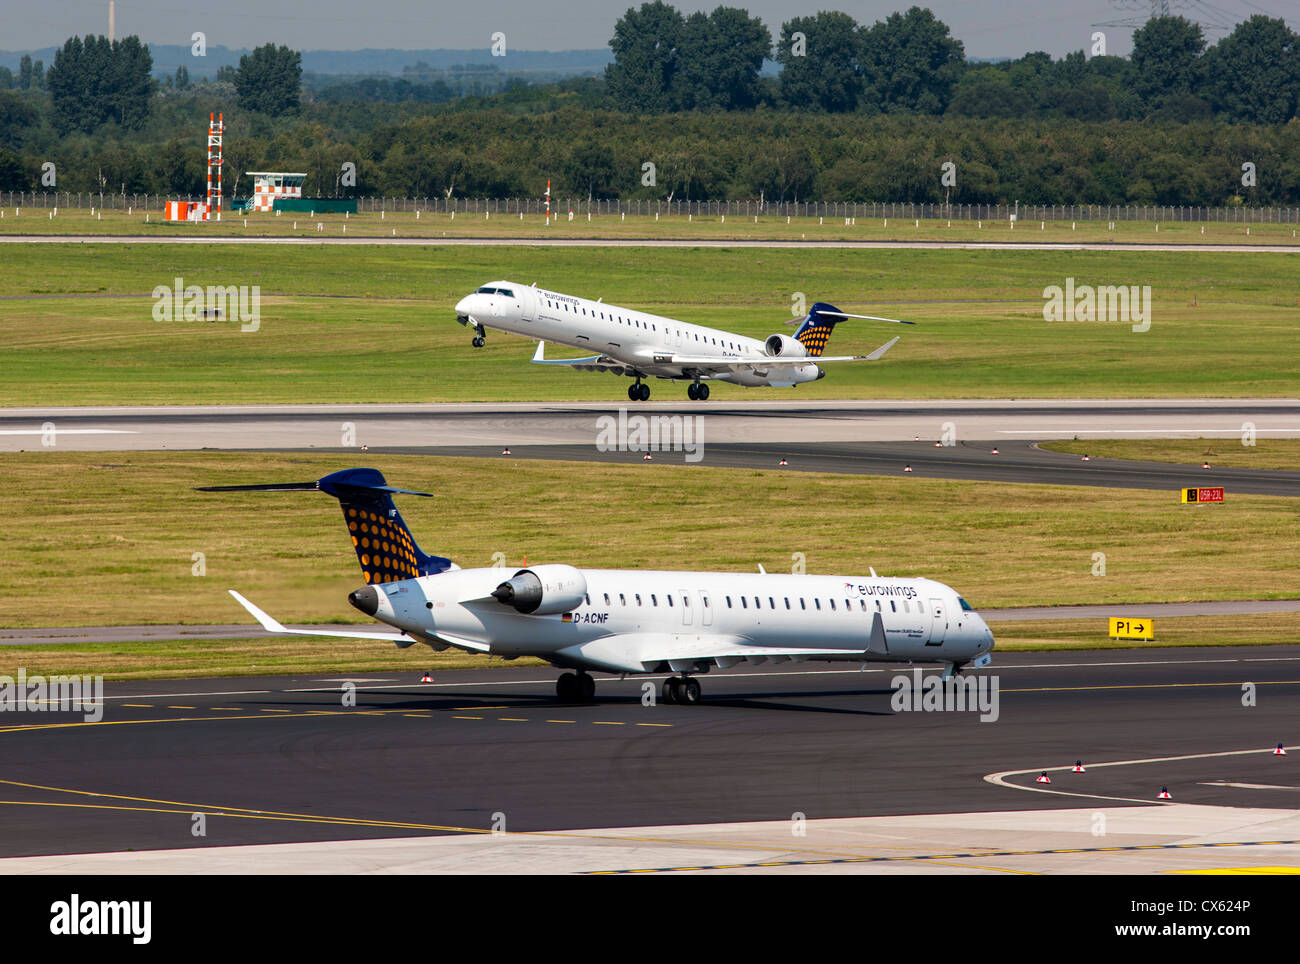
[635,722,672,727]
[210,707,242,711]
[1005,680,1300,694]
[121,703,153,708]
[166,706,196,710]
[593,721,626,726]
[546,720,576,724]
[1172,867,1300,875]
[452,715,482,720]
[403,714,432,718]
[498,717,528,722]
[259,708,292,713]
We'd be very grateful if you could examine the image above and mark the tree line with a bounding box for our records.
[2,9,1299,204]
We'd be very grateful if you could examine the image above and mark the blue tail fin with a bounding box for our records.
[200,467,455,583]
[792,302,845,357]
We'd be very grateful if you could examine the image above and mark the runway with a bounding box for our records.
[2,234,1298,253]
[0,645,1296,872]
[4,400,1297,493]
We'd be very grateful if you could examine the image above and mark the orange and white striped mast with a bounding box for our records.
[544,178,551,226]
[206,112,224,221]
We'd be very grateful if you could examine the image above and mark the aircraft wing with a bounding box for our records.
[555,616,887,673]
[658,336,901,370]
[227,590,490,654]
[530,341,626,371]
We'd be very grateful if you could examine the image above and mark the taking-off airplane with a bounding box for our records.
[207,468,994,703]
[454,282,914,400]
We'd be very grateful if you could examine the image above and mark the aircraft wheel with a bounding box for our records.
[577,672,596,702]
[556,672,577,701]
[697,383,710,401]
[661,678,679,704]
[686,383,699,401]
[472,336,485,348]
[680,678,702,704]
[628,383,640,401]
[638,383,650,401]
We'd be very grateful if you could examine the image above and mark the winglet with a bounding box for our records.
[229,589,287,633]
[865,336,901,361]
[532,341,546,362]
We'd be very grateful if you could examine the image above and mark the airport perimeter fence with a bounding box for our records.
[6,191,1300,224]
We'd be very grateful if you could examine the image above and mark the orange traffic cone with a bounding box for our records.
[420,672,433,683]
[1081,454,1090,461]
[1036,771,1052,784]
[502,447,511,455]
[903,464,912,473]
[1158,786,1172,799]
[1202,462,1210,470]
[1072,760,1085,772]
[1274,743,1287,756]
[779,458,788,466]
[643,453,653,461]
[991,447,999,455]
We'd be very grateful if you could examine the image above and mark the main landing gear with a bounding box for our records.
[660,675,701,705]
[556,671,596,702]
[470,323,487,348]
[627,380,650,401]
[686,381,710,401]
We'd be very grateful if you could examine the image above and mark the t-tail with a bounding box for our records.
[790,302,916,356]
[198,467,456,583]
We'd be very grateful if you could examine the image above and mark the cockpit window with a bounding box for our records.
[475,286,498,294]
[497,288,514,298]
[958,596,974,612]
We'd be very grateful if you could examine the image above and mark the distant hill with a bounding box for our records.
[0,45,613,80]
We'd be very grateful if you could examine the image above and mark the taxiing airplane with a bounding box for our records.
[206,468,994,704]
[454,282,914,401]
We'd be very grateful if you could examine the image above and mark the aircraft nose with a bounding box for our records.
[348,585,379,616]
[454,295,472,316]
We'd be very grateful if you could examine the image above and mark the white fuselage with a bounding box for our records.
[363,567,994,675]
[454,281,823,387]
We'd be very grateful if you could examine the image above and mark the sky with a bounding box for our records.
[2,0,1295,59]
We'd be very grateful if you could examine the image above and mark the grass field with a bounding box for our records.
[2,207,1299,246]
[1043,438,1300,470]
[3,243,1299,404]
[2,450,1296,626]
[0,451,1293,678]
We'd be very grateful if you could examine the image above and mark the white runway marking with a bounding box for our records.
[986,746,1300,805]
[0,429,137,435]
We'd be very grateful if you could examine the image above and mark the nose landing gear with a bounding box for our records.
[470,323,486,348]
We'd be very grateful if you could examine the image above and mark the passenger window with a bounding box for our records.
[619,593,626,606]
[800,598,806,610]
[859,599,866,611]
[815,599,821,611]
[667,595,674,607]
[603,593,610,605]
[726,596,732,608]
[741,597,747,609]
[651,594,657,606]
[635,594,642,606]
[890,600,897,612]
[784,597,791,609]
[769,597,775,609]
[753,597,760,609]
[830,600,836,611]
[584,594,589,605]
